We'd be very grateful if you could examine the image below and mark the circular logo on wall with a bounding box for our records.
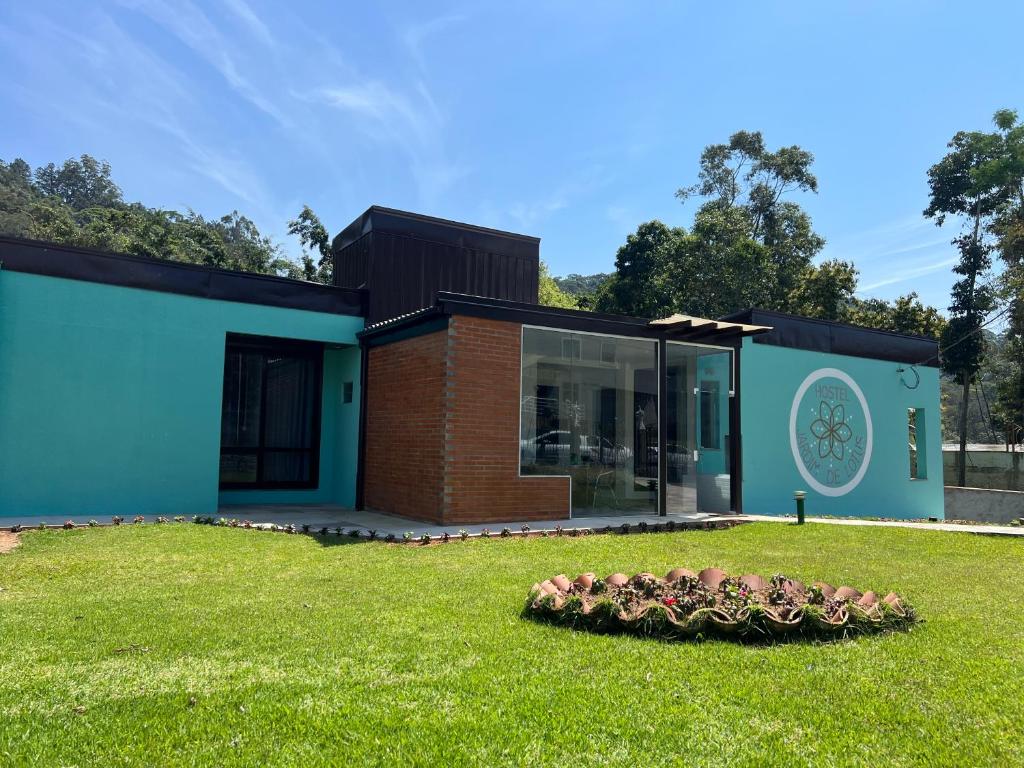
[788,368,873,497]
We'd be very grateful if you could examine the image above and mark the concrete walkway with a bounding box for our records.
[3,506,1021,537]
[215,505,732,537]
[1,505,732,536]
[736,513,1024,537]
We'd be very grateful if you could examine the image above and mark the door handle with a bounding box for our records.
[693,450,700,462]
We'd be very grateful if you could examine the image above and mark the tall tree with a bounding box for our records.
[676,129,825,309]
[594,220,683,317]
[924,117,1007,485]
[988,109,1024,445]
[787,259,858,321]
[287,205,334,283]
[33,155,123,210]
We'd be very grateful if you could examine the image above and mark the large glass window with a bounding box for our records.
[219,334,323,489]
[520,327,658,515]
[666,343,733,514]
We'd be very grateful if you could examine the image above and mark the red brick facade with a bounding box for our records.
[363,315,569,523]
[364,329,447,521]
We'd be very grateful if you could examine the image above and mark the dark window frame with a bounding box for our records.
[219,333,324,491]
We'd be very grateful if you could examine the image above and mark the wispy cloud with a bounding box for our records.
[402,13,467,71]
[221,0,275,48]
[1,2,473,241]
[507,166,614,230]
[308,76,467,207]
[859,257,959,291]
[1,9,276,214]
[820,214,960,297]
[117,0,290,128]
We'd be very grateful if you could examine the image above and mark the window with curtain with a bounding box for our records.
[219,334,323,489]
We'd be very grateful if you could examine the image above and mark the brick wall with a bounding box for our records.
[362,315,570,523]
[443,315,569,522]
[363,329,447,522]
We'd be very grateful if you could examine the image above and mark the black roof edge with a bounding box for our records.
[722,307,941,367]
[436,291,654,326]
[0,235,367,317]
[720,307,940,343]
[332,206,540,259]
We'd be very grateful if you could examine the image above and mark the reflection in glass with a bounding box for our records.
[520,327,658,516]
[666,343,732,514]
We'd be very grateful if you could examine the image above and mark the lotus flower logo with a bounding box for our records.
[809,402,852,461]
[789,368,874,497]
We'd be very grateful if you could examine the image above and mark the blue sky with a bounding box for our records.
[2,1,1022,312]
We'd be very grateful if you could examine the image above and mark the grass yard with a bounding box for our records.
[0,523,1021,767]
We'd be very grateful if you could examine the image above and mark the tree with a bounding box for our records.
[33,155,123,211]
[987,109,1024,445]
[287,205,333,283]
[594,220,683,317]
[925,117,1007,485]
[538,262,578,308]
[0,154,306,280]
[677,129,825,310]
[844,292,947,339]
[787,259,858,321]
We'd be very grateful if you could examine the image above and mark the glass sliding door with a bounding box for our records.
[665,344,698,514]
[520,327,658,516]
[666,343,733,514]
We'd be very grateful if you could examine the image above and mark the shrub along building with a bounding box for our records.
[0,206,944,523]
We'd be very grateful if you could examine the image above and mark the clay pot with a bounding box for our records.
[698,568,729,590]
[633,604,675,636]
[665,567,696,582]
[851,602,883,623]
[834,586,863,602]
[676,607,711,637]
[857,591,878,607]
[551,574,572,592]
[814,581,836,598]
[764,606,803,635]
[539,580,559,595]
[573,573,596,590]
[783,579,806,596]
[740,574,766,592]
[630,572,661,587]
[606,573,629,587]
[708,607,742,634]
[883,592,907,617]
[809,605,849,631]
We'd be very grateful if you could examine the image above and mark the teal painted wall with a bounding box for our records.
[696,351,731,477]
[0,270,362,517]
[739,339,944,519]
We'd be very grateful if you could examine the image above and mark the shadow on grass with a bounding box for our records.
[518,609,914,647]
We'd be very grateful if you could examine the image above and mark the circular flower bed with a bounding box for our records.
[526,568,917,642]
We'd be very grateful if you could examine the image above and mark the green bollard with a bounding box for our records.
[793,490,807,525]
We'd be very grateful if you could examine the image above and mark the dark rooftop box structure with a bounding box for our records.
[332,206,540,324]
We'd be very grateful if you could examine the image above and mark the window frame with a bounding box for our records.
[219,333,325,491]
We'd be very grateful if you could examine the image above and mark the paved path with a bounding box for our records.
[736,513,1024,537]
[212,506,730,537]
[3,507,1020,537]
[0,506,730,537]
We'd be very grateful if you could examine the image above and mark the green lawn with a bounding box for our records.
[0,523,1021,767]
